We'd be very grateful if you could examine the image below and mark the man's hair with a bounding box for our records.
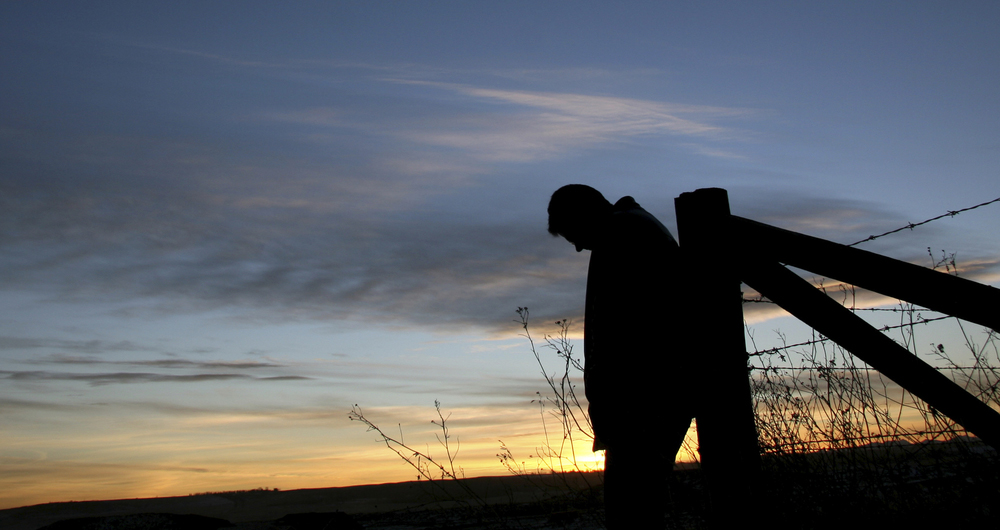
[547,184,613,236]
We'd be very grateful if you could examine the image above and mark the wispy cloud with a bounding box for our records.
[273,80,755,162]
[0,397,78,412]
[678,142,748,159]
[446,83,751,129]
[35,355,286,370]
[0,337,153,353]
[0,370,311,386]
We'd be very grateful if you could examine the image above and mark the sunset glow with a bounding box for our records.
[2,1,999,511]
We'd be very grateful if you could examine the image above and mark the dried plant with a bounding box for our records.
[507,307,596,476]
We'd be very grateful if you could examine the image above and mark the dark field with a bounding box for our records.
[0,473,606,530]
[3,438,999,530]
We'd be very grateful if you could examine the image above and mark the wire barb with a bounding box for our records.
[848,196,1000,246]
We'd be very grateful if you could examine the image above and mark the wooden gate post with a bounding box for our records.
[675,188,761,513]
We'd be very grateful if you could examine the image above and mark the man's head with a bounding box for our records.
[547,184,613,252]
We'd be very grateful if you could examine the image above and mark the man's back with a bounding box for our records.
[583,196,686,449]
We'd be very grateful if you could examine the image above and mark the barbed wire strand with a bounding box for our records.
[748,314,952,356]
[848,196,1000,247]
[744,195,1000,355]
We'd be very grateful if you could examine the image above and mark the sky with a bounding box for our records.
[2,1,1000,509]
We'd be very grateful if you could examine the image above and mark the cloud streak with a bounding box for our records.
[278,80,755,163]
[407,86,738,160]
[33,355,286,370]
[0,370,311,386]
[0,337,154,354]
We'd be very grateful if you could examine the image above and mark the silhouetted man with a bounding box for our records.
[548,184,693,529]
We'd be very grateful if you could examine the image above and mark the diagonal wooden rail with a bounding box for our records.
[741,258,1000,450]
[732,215,1000,332]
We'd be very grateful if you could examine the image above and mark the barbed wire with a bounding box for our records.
[744,195,999,355]
[758,428,969,451]
[848,307,934,313]
[741,296,774,304]
[752,365,991,372]
[747,314,953,357]
[742,296,936,315]
[848,196,1000,247]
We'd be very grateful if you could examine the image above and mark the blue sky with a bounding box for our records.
[2,1,999,508]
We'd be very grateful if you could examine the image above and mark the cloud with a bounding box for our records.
[678,142,748,159]
[258,375,313,381]
[277,80,755,163]
[1,168,586,330]
[5,162,997,337]
[0,337,153,354]
[34,355,286,370]
[2,56,996,340]
[475,66,665,84]
[0,65,756,338]
[449,83,751,128]
[0,397,78,413]
[0,370,311,386]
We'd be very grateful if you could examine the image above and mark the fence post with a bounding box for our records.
[675,188,761,515]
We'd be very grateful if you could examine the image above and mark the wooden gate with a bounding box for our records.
[675,187,1000,512]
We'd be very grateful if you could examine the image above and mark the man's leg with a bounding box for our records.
[602,417,692,529]
[604,444,667,529]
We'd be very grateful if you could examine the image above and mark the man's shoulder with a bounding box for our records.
[609,197,677,244]
[613,196,641,211]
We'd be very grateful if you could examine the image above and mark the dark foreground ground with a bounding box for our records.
[4,438,1000,530]
[0,472,612,530]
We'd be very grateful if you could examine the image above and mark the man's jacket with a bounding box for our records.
[583,196,688,450]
